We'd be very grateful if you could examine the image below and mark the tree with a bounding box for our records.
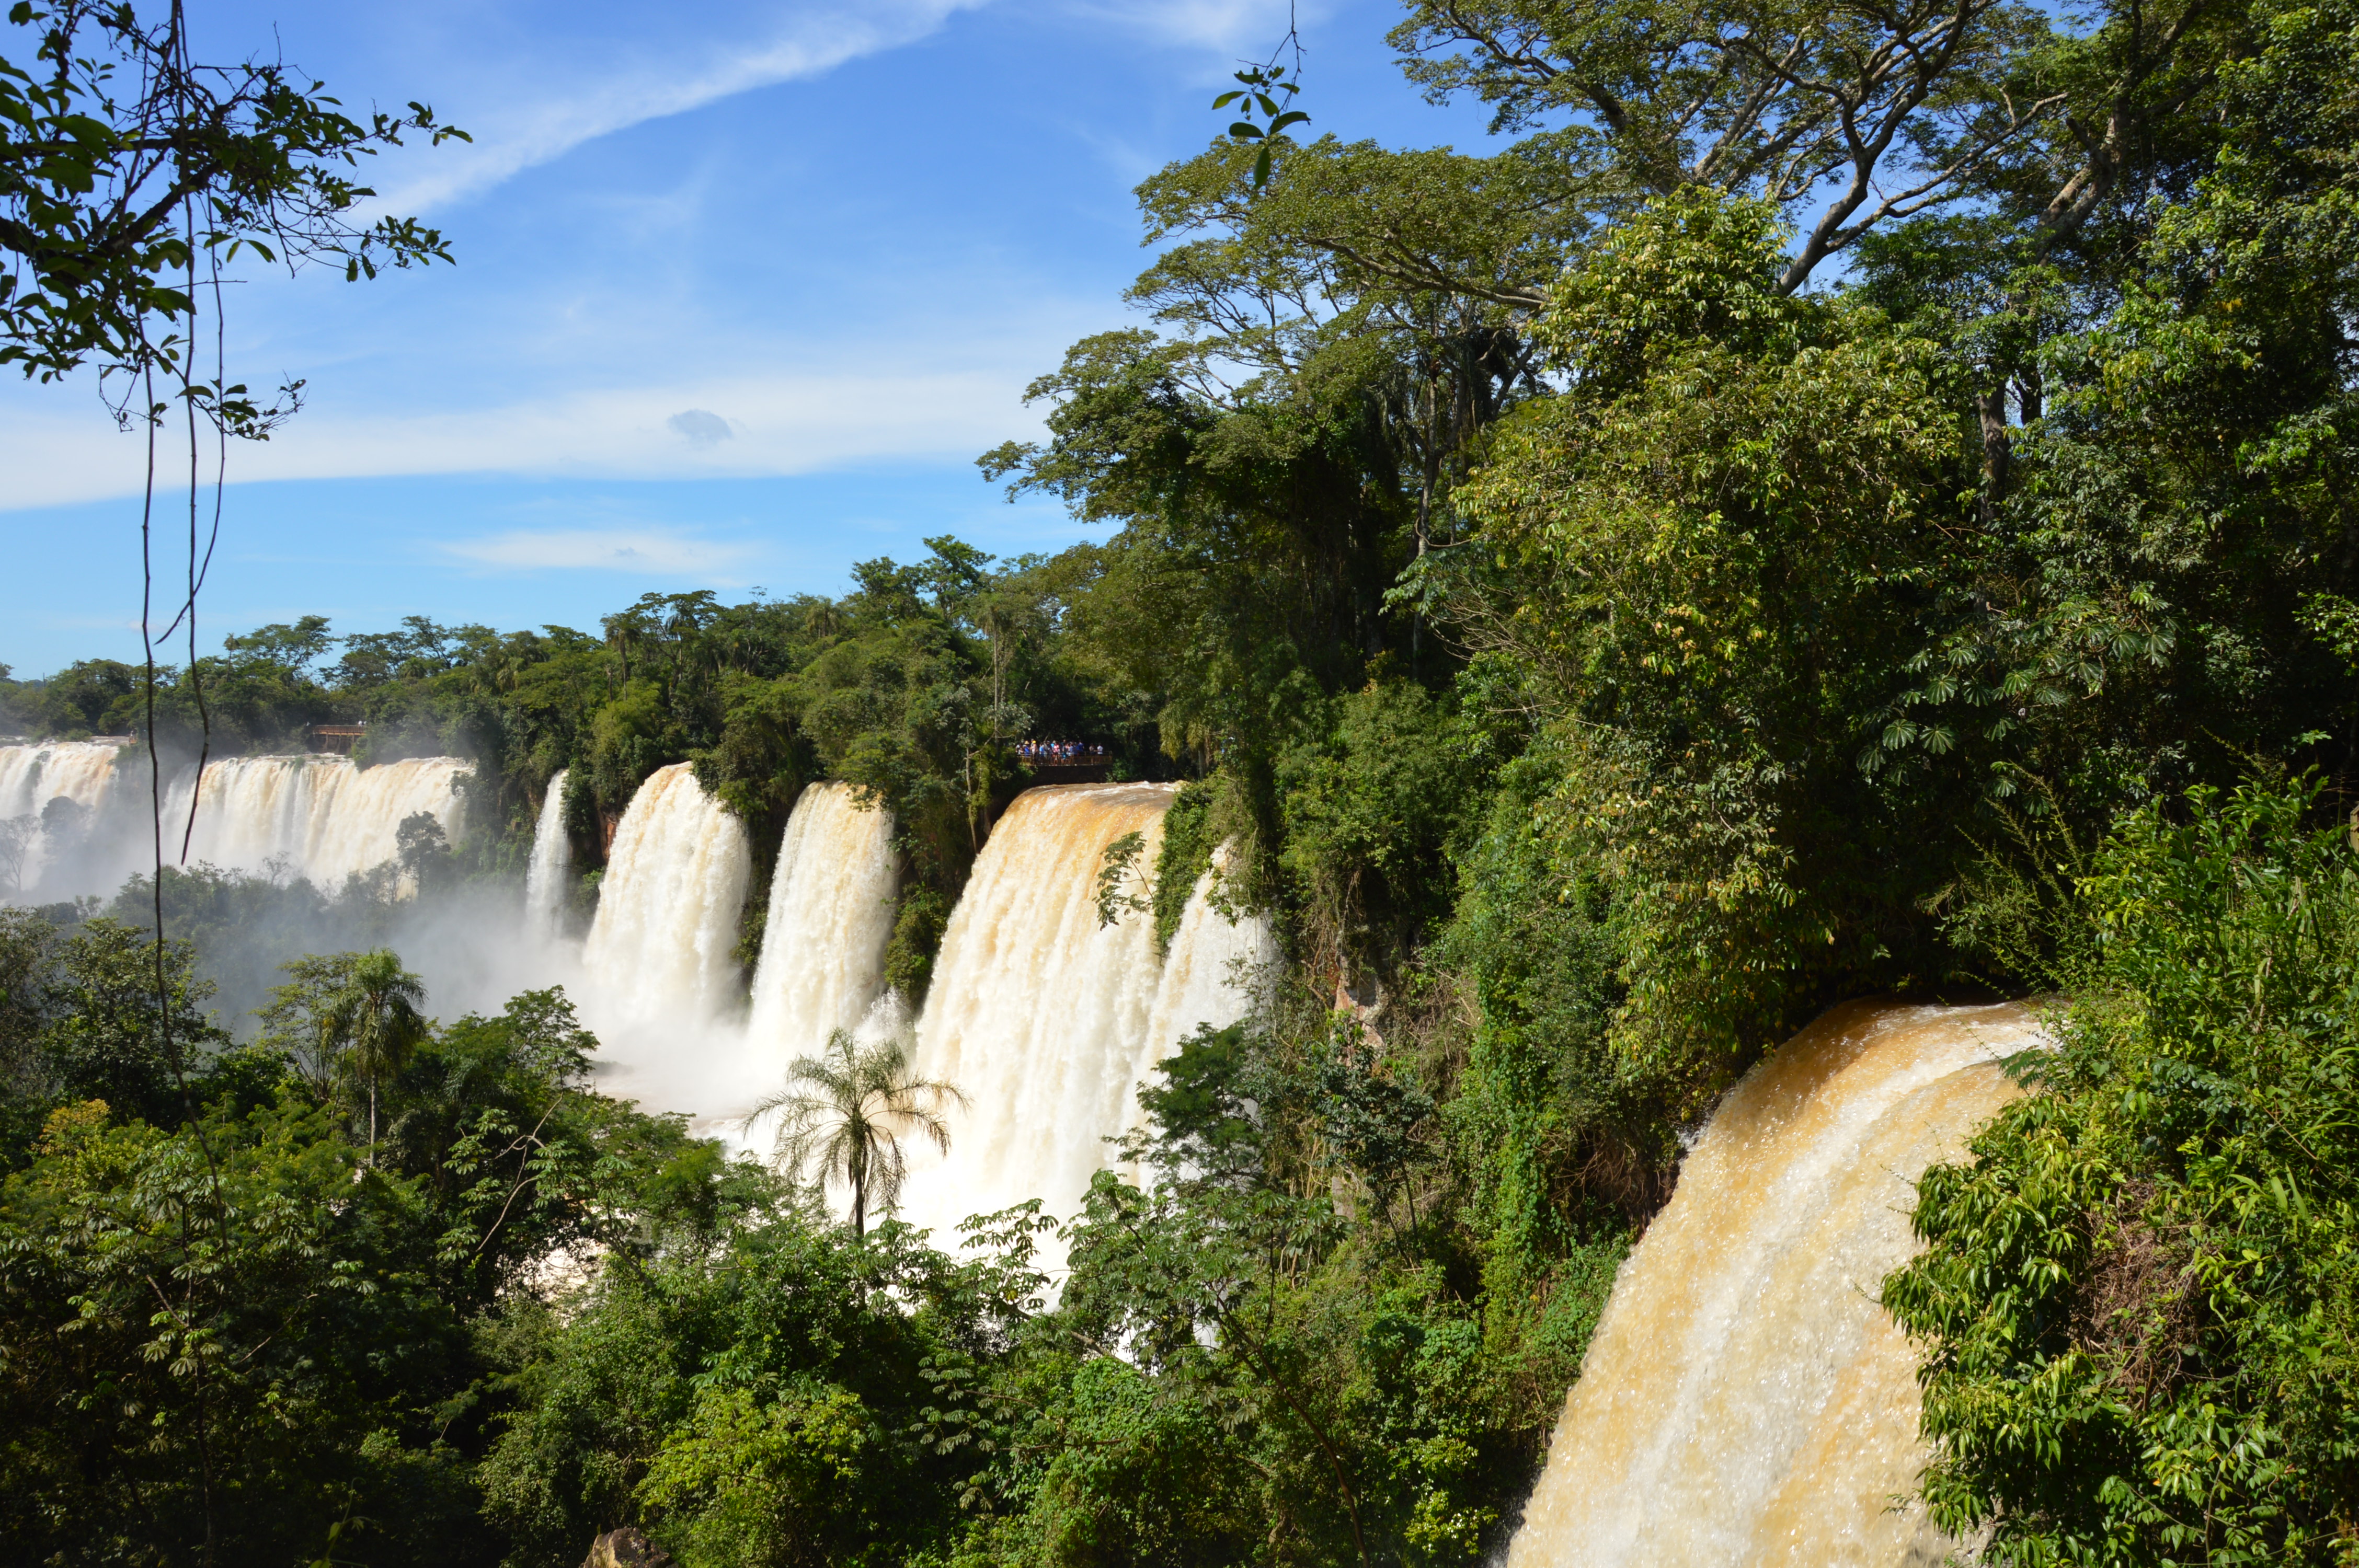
[394,810,451,896]
[219,615,335,679]
[1888,778,2359,1564]
[326,948,427,1156]
[39,916,223,1125]
[253,950,359,1099]
[0,1096,483,1564]
[746,1029,964,1236]
[1384,0,2145,297]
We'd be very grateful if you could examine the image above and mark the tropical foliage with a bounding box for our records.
[5,0,2359,1557]
[1890,779,2359,1563]
[746,1029,964,1236]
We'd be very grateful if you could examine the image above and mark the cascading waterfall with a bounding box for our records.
[1505,999,2048,1568]
[162,754,472,889]
[743,781,899,1076]
[896,785,1274,1238]
[0,736,2063,1559]
[1143,845,1278,1071]
[523,768,572,934]
[896,783,1173,1235]
[0,740,123,821]
[0,740,129,900]
[579,763,751,1030]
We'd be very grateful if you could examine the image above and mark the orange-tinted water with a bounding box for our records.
[1507,1000,2046,1567]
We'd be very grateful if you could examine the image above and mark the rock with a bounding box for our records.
[580,1527,674,1568]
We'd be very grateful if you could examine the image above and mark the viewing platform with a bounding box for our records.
[306,723,368,754]
[1020,741,1112,785]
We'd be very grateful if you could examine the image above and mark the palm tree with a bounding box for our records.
[328,949,429,1159]
[745,1029,966,1236]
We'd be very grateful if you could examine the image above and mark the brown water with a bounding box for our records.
[1506,999,2047,1567]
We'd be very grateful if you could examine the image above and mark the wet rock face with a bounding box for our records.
[580,1527,674,1568]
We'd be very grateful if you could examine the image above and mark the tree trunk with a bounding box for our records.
[1976,389,2012,525]
[851,1141,867,1237]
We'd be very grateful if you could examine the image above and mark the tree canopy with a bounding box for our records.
[6,0,2359,1555]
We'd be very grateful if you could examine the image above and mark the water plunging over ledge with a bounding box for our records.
[1506,999,2047,1568]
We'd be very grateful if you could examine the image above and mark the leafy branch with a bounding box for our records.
[0,0,468,396]
[1213,6,1310,191]
[1095,829,1151,927]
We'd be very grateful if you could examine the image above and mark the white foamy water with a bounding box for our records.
[0,740,123,820]
[1144,845,1278,1070]
[162,754,471,889]
[1506,999,2048,1568]
[895,785,1272,1243]
[0,740,131,900]
[581,763,750,1029]
[743,781,900,1080]
[523,768,571,935]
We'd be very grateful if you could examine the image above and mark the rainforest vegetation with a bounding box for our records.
[6,0,2359,1558]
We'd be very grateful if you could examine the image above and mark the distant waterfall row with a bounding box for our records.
[4,735,1270,1233]
[0,740,122,820]
[0,743,469,902]
[165,755,472,886]
[560,766,1273,1223]
[0,741,127,898]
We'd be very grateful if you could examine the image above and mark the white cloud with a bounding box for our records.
[359,0,1315,217]
[442,527,756,574]
[373,1,991,214]
[0,363,1045,510]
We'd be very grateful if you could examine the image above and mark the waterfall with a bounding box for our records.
[744,781,899,1077]
[1505,999,2048,1568]
[523,768,571,933]
[0,740,128,900]
[580,763,751,1029]
[162,754,471,889]
[0,740,123,821]
[1143,846,1278,1070]
[896,785,1272,1239]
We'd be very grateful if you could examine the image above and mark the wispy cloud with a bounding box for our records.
[374,0,991,213]
[0,363,1046,510]
[442,527,757,574]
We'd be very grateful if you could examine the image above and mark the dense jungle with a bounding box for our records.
[6,0,2359,1560]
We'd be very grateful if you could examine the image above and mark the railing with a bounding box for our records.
[1016,741,1108,766]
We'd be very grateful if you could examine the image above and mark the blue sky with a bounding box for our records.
[0,0,1502,676]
